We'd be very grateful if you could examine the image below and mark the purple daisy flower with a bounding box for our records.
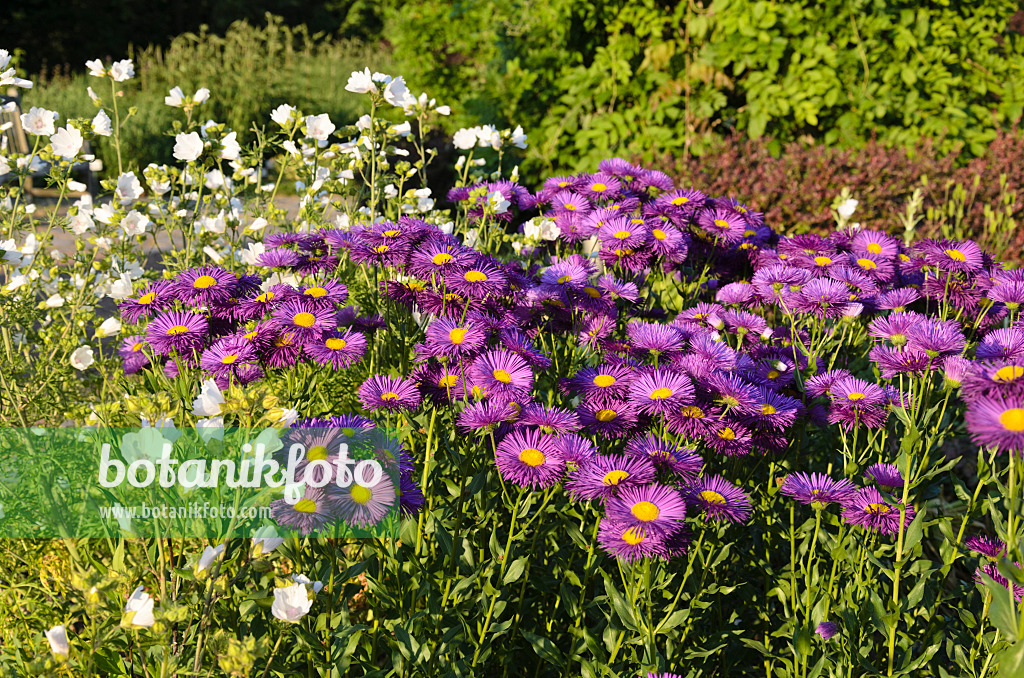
[174,266,238,305]
[627,369,694,415]
[697,208,747,245]
[446,262,508,300]
[703,419,754,457]
[299,279,348,307]
[306,329,367,369]
[581,172,622,200]
[624,433,703,480]
[864,463,904,491]
[977,328,1024,361]
[118,335,150,374]
[423,317,487,360]
[271,299,337,344]
[578,399,638,439]
[869,345,932,379]
[922,239,984,273]
[494,428,564,489]
[235,284,294,322]
[119,280,173,322]
[876,287,922,311]
[358,375,421,413]
[199,335,256,378]
[904,321,966,361]
[551,190,591,216]
[335,472,397,529]
[965,395,1024,452]
[868,311,925,346]
[597,519,667,563]
[793,278,851,318]
[517,403,580,433]
[627,322,685,356]
[270,485,341,535]
[552,433,598,468]
[852,230,900,258]
[264,331,303,368]
[469,350,534,403]
[743,388,802,432]
[975,563,1024,603]
[606,483,688,538]
[841,487,914,536]
[564,364,634,399]
[685,475,752,524]
[780,473,856,509]
[146,310,209,356]
[666,400,721,438]
[457,400,519,434]
[966,535,1007,559]
[566,454,657,501]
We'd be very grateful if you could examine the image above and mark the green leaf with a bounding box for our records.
[983,573,1019,642]
[503,557,528,585]
[521,631,565,668]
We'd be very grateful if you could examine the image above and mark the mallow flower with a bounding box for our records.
[271,583,312,623]
[124,586,156,627]
[45,625,69,658]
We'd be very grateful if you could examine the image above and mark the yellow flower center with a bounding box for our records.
[713,219,729,229]
[131,341,144,352]
[256,292,275,302]
[652,228,667,241]
[325,338,347,350]
[595,409,618,422]
[380,392,399,401]
[275,333,295,347]
[373,245,390,254]
[814,256,832,266]
[649,387,674,400]
[767,370,780,379]
[383,229,400,237]
[621,527,645,545]
[293,312,316,328]
[593,374,616,388]
[166,325,190,336]
[681,405,704,418]
[631,501,660,522]
[743,229,755,237]
[294,499,316,513]
[671,196,689,206]
[602,470,630,486]
[350,485,372,504]
[994,366,1024,383]
[591,182,607,192]
[857,258,877,270]
[848,392,866,401]
[584,286,602,298]
[464,270,488,283]
[193,275,217,289]
[700,490,726,505]
[557,275,573,284]
[138,292,155,305]
[945,248,966,262]
[492,369,513,384]
[865,503,890,515]
[449,328,468,344]
[613,230,632,240]
[558,181,569,187]
[999,408,1024,432]
[304,287,327,298]
[867,242,882,254]
[307,445,329,461]
[220,354,239,364]
[438,374,459,388]
[519,448,546,467]
[718,427,736,440]
[432,252,453,265]
[761,404,777,415]
[564,202,577,211]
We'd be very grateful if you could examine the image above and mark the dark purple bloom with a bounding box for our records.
[494,428,564,489]
[841,487,914,536]
[864,463,904,491]
[685,475,752,523]
[780,473,855,508]
[566,454,656,500]
[358,375,421,413]
[146,310,209,356]
[606,483,688,537]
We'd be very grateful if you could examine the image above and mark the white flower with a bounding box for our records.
[69,211,94,235]
[271,583,312,623]
[93,202,116,225]
[0,155,9,176]
[120,428,171,465]
[252,527,286,556]
[164,86,186,107]
[282,140,300,156]
[106,274,134,300]
[435,105,451,116]
[50,125,83,160]
[477,124,501,150]
[487,190,510,215]
[70,346,94,371]
[120,210,149,236]
[44,293,64,308]
[195,544,225,575]
[247,217,268,233]
[21,107,57,136]
[509,125,527,149]
[383,76,416,108]
[219,131,240,161]
[196,416,225,443]
[277,408,299,427]
[95,317,121,337]
[86,86,100,104]
[538,219,561,241]
[345,68,376,94]
[837,198,859,220]
[304,114,335,142]
[192,378,224,417]
[5,274,28,292]
[0,51,32,88]
[89,108,111,136]
[45,625,69,658]
[452,128,477,150]
[464,229,480,247]
[116,172,144,204]
[109,59,134,82]
[291,573,324,594]
[124,586,156,628]
[391,121,412,137]
[85,59,106,77]
[173,132,204,162]
[194,87,210,104]
[271,104,295,128]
